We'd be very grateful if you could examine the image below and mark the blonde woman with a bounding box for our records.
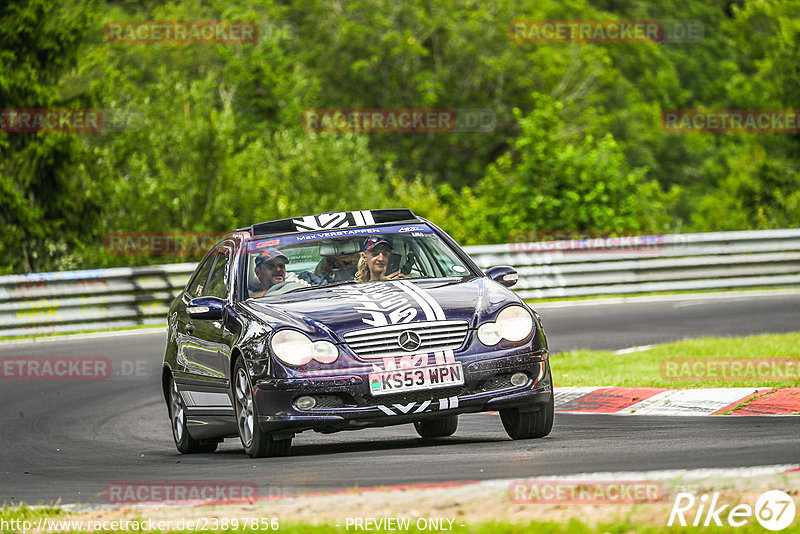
[355,236,406,282]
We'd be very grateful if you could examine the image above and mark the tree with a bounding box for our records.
[445,94,677,245]
[0,0,98,273]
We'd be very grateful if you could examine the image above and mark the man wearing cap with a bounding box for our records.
[249,248,308,297]
[355,236,406,282]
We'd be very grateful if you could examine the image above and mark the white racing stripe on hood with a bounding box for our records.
[391,280,436,321]
[396,279,446,320]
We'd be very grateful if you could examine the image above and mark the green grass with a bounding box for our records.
[552,332,800,388]
[1,510,797,534]
[0,504,63,528]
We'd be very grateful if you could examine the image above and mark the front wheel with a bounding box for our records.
[414,415,458,438]
[500,392,554,440]
[232,359,292,458]
[168,375,218,454]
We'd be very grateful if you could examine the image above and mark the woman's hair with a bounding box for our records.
[355,256,370,282]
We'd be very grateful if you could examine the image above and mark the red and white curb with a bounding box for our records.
[555,387,800,415]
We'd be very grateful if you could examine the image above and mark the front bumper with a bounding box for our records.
[252,351,552,433]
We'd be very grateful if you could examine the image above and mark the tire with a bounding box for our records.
[232,359,292,458]
[414,415,458,438]
[500,392,554,440]
[168,375,218,454]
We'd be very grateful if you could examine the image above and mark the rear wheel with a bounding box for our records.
[232,359,292,458]
[169,375,218,454]
[414,414,458,438]
[500,392,554,440]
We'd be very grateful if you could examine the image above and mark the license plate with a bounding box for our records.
[368,363,464,396]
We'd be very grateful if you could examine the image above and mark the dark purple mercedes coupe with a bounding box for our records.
[162,209,553,457]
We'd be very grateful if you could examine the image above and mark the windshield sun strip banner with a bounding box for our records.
[246,224,434,251]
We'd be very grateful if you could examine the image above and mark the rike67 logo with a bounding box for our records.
[668,490,796,531]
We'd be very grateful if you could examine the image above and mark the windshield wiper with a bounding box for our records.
[295,279,357,291]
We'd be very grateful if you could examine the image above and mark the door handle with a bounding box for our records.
[185,323,195,334]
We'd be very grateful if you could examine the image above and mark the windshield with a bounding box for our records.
[243,224,473,298]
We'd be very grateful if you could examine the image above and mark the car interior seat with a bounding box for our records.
[317,241,360,282]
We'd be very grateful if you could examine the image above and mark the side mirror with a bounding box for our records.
[485,266,518,288]
[187,296,226,320]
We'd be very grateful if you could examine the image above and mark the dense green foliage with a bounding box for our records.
[1,0,799,272]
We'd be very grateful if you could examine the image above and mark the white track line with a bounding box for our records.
[619,388,769,415]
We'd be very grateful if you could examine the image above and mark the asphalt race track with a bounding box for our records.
[2,292,799,505]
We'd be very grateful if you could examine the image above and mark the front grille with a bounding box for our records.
[360,386,465,406]
[481,373,516,392]
[343,320,469,358]
[310,394,345,409]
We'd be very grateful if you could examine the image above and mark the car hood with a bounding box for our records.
[241,277,520,342]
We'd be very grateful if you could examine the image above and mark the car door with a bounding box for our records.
[175,252,216,377]
[181,241,234,384]
[174,240,238,417]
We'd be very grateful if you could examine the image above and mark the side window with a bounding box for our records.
[206,244,233,299]
[187,254,215,298]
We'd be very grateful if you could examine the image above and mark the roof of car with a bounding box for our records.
[238,209,421,237]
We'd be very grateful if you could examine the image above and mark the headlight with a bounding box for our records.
[477,322,502,346]
[496,306,534,342]
[270,330,339,366]
[477,306,534,346]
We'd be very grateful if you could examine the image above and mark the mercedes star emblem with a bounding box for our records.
[397,330,422,352]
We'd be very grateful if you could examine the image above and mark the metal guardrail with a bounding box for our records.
[1,229,799,337]
[0,264,197,337]
[466,229,800,299]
